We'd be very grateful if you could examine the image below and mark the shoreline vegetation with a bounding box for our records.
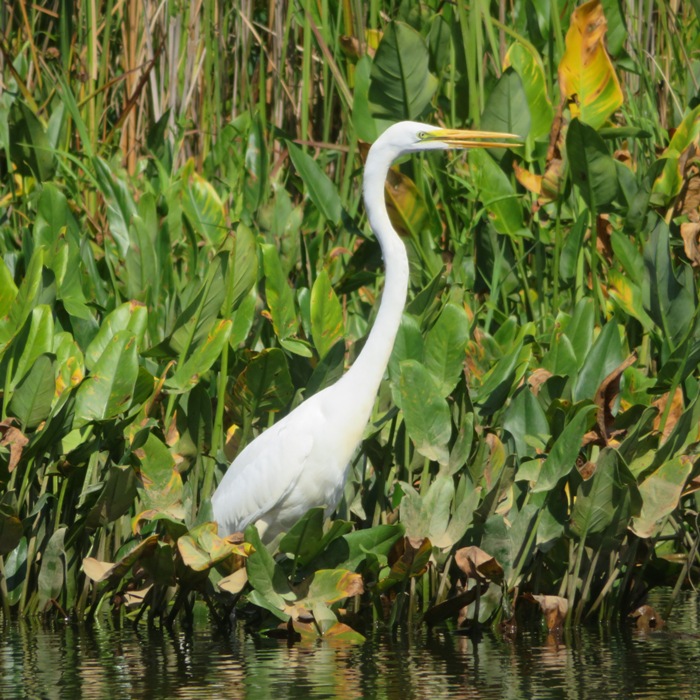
[1,0,699,640]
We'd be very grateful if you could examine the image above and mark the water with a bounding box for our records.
[2,590,699,699]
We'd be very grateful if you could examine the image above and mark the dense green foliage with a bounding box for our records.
[1,0,699,638]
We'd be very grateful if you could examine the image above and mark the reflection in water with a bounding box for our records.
[2,590,699,699]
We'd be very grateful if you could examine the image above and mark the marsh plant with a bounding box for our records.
[0,0,699,639]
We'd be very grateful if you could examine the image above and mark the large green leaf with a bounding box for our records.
[8,353,56,430]
[570,448,636,539]
[262,243,298,343]
[424,302,470,397]
[532,405,597,493]
[369,22,438,120]
[8,304,54,392]
[8,101,55,181]
[643,220,696,348]
[467,149,524,236]
[133,433,185,525]
[566,119,619,211]
[180,161,227,246]
[233,348,294,414]
[286,142,342,224]
[167,318,232,391]
[85,301,147,371]
[74,330,139,425]
[396,359,452,465]
[631,456,692,538]
[310,270,344,359]
[572,321,624,402]
[504,43,553,144]
[37,527,66,609]
[480,68,531,146]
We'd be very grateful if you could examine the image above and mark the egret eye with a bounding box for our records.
[418,131,428,140]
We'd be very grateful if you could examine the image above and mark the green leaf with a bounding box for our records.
[180,162,227,246]
[245,524,294,611]
[643,219,695,348]
[228,224,259,312]
[504,43,553,143]
[570,448,635,538]
[286,142,342,224]
[278,508,352,569]
[167,319,232,391]
[178,522,249,571]
[310,270,345,359]
[369,22,438,121]
[572,321,624,402]
[480,68,531,150]
[468,149,523,236]
[566,119,619,211]
[502,387,550,460]
[233,348,294,414]
[262,243,298,342]
[93,157,138,257]
[74,330,139,425]
[559,212,587,285]
[631,456,692,538]
[396,360,452,465]
[85,301,147,371]
[133,433,185,524]
[8,304,54,392]
[8,101,55,181]
[37,527,66,609]
[0,257,18,317]
[473,341,530,416]
[532,405,597,493]
[8,353,56,430]
[424,302,470,397]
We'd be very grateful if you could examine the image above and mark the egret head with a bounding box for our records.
[371,120,521,161]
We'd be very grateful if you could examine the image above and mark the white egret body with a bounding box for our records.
[212,121,518,540]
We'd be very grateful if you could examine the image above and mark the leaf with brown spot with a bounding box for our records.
[455,546,504,584]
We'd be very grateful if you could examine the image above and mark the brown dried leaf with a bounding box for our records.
[652,387,685,443]
[455,546,504,584]
[218,568,248,595]
[0,424,29,473]
[594,353,637,442]
[527,368,553,396]
[630,604,665,632]
[681,222,700,266]
[524,593,569,632]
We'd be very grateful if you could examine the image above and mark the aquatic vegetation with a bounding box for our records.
[0,0,699,638]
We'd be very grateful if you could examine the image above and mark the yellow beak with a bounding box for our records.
[425,128,523,149]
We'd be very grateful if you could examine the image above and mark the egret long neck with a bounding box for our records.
[341,155,408,399]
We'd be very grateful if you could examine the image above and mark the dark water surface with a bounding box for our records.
[2,590,699,699]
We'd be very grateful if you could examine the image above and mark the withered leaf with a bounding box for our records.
[455,546,504,584]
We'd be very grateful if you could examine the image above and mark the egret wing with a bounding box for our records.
[211,405,319,535]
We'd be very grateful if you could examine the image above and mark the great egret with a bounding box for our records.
[212,121,519,540]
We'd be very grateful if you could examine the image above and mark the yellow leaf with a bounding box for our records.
[558,0,623,129]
